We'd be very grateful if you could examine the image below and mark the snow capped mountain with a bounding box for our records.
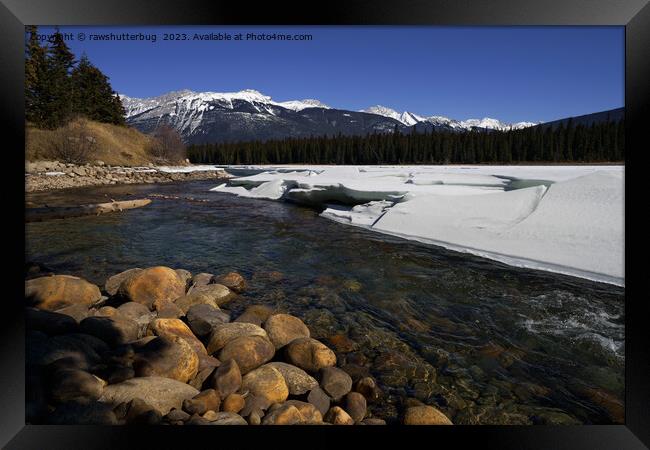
[120,88,540,144]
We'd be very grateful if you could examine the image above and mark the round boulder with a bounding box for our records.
[241,365,289,405]
[218,335,275,374]
[211,359,242,399]
[186,304,230,337]
[264,314,310,349]
[48,369,106,403]
[222,393,245,414]
[262,404,303,425]
[207,322,268,354]
[118,266,186,310]
[319,367,353,401]
[284,338,336,373]
[147,318,207,356]
[324,406,354,425]
[344,392,367,422]
[79,316,140,347]
[26,275,102,311]
[104,268,142,296]
[403,405,453,425]
[212,272,246,293]
[266,362,318,395]
[234,305,275,327]
[133,336,199,383]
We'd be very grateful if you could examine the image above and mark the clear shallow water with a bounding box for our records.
[25,180,624,424]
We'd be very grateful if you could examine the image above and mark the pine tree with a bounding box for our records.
[43,27,76,128]
[25,26,49,126]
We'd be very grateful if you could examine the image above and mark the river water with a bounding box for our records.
[25,180,624,425]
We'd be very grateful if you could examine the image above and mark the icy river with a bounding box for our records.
[25,165,624,425]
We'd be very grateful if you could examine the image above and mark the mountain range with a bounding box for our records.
[119,89,560,144]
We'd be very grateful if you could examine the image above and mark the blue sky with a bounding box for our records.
[34,26,624,123]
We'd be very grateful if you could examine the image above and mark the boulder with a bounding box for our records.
[212,272,246,293]
[324,406,354,425]
[361,418,387,425]
[222,393,245,414]
[266,362,318,395]
[26,307,78,335]
[234,305,275,327]
[207,322,268,354]
[307,387,330,416]
[344,392,367,422]
[283,400,323,423]
[174,284,234,313]
[403,405,453,425]
[79,316,140,347]
[105,268,142,296]
[48,369,106,403]
[183,389,220,415]
[99,376,200,415]
[133,336,199,383]
[319,367,353,401]
[354,376,381,401]
[54,304,93,323]
[175,269,193,289]
[241,365,289,405]
[285,338,336,373]
[218,335,275,374]
[116,302,155,333]
[118,266,186,310]
[191,272,214,287]
[147,318,207,356]
[240,394,271,419]
[26,275,102,311]
[152,299,184,319]
[262,404,303,425]
[204,411,247,425]
[211,359,242,399]
[95,306,120,317]
[165,408,190,423]
[186,304,230,337]
[124,397,162,425]
[264,314,310,349]
[189,366,217,391]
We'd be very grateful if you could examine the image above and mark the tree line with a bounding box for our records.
[25,26,126,129]
[187,119,624,165]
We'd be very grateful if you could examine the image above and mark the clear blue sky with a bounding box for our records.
[34,26,624,123]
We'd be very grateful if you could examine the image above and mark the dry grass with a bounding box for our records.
[26,118,159,166]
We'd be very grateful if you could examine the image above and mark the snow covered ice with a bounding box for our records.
[209,164,624,286]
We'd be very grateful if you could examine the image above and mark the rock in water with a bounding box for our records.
[118,266,186,310]
[26,275,102,311]
[187,304,230,337]
[284,338,337,373]
[104,268,142,296]
[344,392,367,422]
[266,362,318,395]
[79,316,140,347]
[211,359,242,399]
[319,367,353,401]
[207,322,269,354]
[99,376,199,415]
[354,376,381,402]
[403,405,453,425]
[241,365,289,405]
[218,335,275,374]
[182,389,220,415]
[264,314,311,349]
[324,406,354,425]
[234,305,275,327]
[133,336,199,383]
[212,272,247,293]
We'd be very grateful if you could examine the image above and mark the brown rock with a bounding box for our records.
[327,334,358,353]
[307,387,330,416]
[174,269,193,290]
[283,400,323,423]
[212,272,246,293]
[361,418,386,425]
[187,304,230,337]
[219,335,275,375]
[95,306,119,317]
[133,336,199,383]
[234,305,275,327]
[174,284,233,313]
[319,367,353,400]
[189,366,217,391]
[191,272,214,287]
[240,394,271,418]
[211,359,242,399]
[183,389,220,415]
[266,362,318,395]
[26,275,102,311]
[207,322,268,354]
[153,300,184,319]
[26,308,78,335]
[105,268,142,296]
[79,316,140,347]
[262,404,303,425]
[354,376,381,402]
[204,411,248,425]
[222,393,245,414]
[323,406,354,425]
[284,338,336,373]
[48,369,106,403]
[241,365,289,405]
[118,266,186,310]
[147,318,207,356]
[403,405,453,425]
[54,304,92,323]
[344,392,367,422]
[264,314,311,349]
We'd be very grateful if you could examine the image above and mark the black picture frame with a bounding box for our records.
[1,0,647,448]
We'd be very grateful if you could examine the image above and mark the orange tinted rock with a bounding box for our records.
[118,267,185,310]
[26,275,102,311]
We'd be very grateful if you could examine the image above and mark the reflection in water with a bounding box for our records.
[26,180,624,424]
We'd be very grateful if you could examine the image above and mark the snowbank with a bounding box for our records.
[210,165,625,286]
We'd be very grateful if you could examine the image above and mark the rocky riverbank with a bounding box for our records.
[25,160,230,193]
[25,264,453,425]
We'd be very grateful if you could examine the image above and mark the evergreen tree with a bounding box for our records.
[41,28,76,128]
[25,26,48,126]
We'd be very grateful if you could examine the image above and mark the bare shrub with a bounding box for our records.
[49,119,97,164]
[149,125,186,163]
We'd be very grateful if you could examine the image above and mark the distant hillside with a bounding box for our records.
[26,118,158,166]
[539,108,624,130]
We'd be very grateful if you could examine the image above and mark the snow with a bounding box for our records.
[210,165,624,286]
[44,171,66,176]
[157,165,225,173]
